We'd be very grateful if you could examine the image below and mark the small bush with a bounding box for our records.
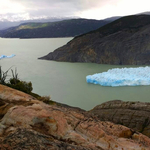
[0,66,33,94]
[7,79,33,94]
[37,96,56,105]
[0,66,52,104]
[0,66,10,85]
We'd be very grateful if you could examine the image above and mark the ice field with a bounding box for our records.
[86,66,150,87]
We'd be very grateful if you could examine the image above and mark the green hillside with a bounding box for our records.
[0,19,110,38]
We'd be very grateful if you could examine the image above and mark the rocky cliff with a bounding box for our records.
[89,100,150,138]
[0,84,150,149]
[39,15,150,65]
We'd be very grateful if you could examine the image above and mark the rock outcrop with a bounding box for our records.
[89,100,150,138]
[0,85,150,149]
[39,15,150,65]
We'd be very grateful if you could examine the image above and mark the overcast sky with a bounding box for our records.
[0,0,149,21]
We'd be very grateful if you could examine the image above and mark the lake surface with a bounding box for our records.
[0,37,150,110]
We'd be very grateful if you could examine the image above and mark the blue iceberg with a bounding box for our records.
[0,54,16,59]
[86,66,150,87]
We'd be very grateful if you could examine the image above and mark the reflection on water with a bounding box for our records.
[0,38,150,110]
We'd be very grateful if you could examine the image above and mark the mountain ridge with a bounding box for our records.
[0,18,111,38]
[39,14,150,65]
[0,17,78,30]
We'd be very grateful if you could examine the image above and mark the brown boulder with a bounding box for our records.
[89,100,150,138]
[0,84,35,102]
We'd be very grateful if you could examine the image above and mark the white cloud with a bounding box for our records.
[0,0,149,21]
[0,0,25,14]
[79,0,150,19]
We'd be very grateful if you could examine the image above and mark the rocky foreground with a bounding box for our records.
[0,84,150,149]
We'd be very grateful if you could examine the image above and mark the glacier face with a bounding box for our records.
[86,66,150,87]
[0,54,15,59]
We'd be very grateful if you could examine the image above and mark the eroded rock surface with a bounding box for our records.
[0,128,92,150]
[89,100,150,138]
[0,84,35,102]
[0,85,150,149]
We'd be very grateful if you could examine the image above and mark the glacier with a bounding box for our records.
[86,66,150,87]
[0,54,15,59]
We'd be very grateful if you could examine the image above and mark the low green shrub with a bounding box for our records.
[0,66,10,85]
[0,66,33,94]
[7,79,33,94]
[37,96,55,105]
[0,66,53,105]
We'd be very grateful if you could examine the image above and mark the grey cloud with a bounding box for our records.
[3,0,120,20]
[12,0,83,17]
[14,0,117,10]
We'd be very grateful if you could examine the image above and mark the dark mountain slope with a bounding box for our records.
[0,19,110,38]
[39,15,150,65]
[0,17,75,30]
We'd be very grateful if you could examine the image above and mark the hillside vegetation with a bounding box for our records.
[0,19,110,38]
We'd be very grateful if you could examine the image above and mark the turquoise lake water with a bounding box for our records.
[0,37,150,110]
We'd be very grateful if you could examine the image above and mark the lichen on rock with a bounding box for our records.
[0,85,150,149]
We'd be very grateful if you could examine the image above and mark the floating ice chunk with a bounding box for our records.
[0,54,15,59]
[86,66,150,87]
